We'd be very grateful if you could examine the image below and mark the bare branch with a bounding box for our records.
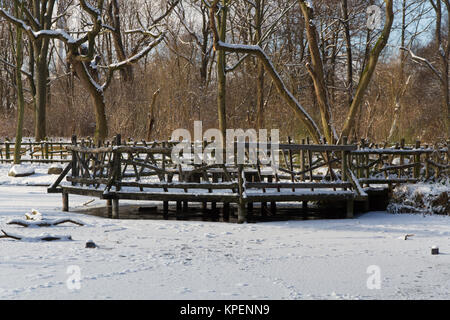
[400,46,443,83]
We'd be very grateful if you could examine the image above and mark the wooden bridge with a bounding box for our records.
[47,136,449,223]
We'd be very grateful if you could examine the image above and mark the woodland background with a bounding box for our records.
[0,0,448,144]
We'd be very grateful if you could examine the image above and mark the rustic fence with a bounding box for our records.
[45,135,449,222]
[349,139,449,185]
[0,137,178,164]
[48,135,365,222]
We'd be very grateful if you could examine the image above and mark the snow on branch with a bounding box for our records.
[123,28,161,38]
[151,0,180,25]
[0,7,80,44]
[102,33,166,90]
[400,47,443,83]
[80,0,103,18]
[7,218,85,228]
[0,230,73,242]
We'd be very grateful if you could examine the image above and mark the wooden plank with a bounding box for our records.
[236,142,357,152]
[114,146,172,154]
[118,181,239,190]
[352,149,435,155]
[66,176,109,186]
[358,178,419,184]
[66,146,113,153]
[245,192,355,202]
[245,182,352,189]
[61,186,105,197]
[47,163,72,193]
[110,191,240,202]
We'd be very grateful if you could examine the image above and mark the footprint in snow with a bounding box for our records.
[178,287,192,294]
[221,292,240,296]
[204,233,217,238]
[236,283,249,287]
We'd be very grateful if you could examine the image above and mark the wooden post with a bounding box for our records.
[44,138,49,161]
[163,201,169,219]
[307,137,313,182]
[60,140,64,163]
[112,199,119,219]
[425,151,430,179]
[106,199,112,218]
[301,138,306,181]
[237,164,247,224]
[268,176,276,214]
[71,135,78,185]
[364,140,370,179]
[114,134,122,192]
[211,173,218,212]
[341,137,348,185]
[288,136,295,190]
[414,140,421,179]
[5,140,10,161]
[40,140,45,160]
[399,138,405,177]
[62,192,69,212]
[346,198,354,219]
[358,139,365,179]
[222,202,230,221]
[247,202,254,215]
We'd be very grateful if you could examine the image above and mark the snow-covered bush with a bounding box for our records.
[387,178,449,215]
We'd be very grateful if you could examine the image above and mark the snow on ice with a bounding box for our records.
[0,164,449,299]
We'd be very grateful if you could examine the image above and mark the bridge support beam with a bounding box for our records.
[106,199,112,218]
[346,199,354,218]
[112,199,119,219]
[62,192,69,212]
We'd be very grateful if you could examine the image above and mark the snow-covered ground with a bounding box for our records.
[1,181,450,300]
[0,164,58,186]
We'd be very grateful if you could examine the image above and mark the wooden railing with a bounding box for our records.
[48,136,366,221]
[349,139,449,185]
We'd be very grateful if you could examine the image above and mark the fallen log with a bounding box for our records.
[6,218,84,228]
[0,229,73,241]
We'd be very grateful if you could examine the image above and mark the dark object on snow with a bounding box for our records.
[48,166,64,175]
[86,240,96,248]
[431,247,439,255]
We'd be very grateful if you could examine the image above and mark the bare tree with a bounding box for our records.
[1,0,178,142]
[0,0,63,140]
[13,0,25,164]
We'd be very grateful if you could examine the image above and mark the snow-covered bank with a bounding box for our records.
[0,185,449,300]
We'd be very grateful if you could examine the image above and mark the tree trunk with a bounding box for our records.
[69,55,108,143]
[34,57,47,141]
[387,0,407,142]
[341,0,353,107]
[299,1,334,143]
[13,0,25,165]
[341,0,394,140]
[255,0,265,130]
[108,0,133,82]
[216,0,228,138]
